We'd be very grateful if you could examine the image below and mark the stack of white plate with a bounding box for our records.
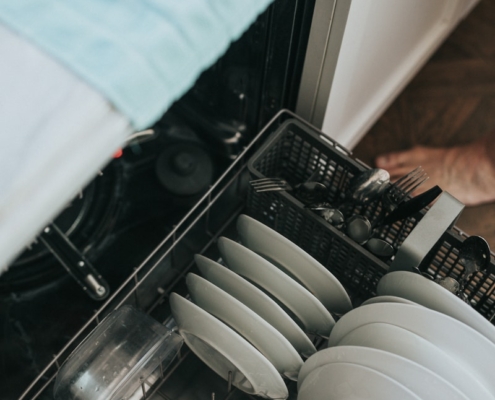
[170,214,353,399]
[298,270,495,399]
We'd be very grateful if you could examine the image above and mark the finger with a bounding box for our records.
[375,146,429,169]
[388,166,423,181]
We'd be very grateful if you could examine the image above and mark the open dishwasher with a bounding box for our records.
[16,110,495,400]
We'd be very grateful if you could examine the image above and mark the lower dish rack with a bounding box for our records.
[19,110,495,400]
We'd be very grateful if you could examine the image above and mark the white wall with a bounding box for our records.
[321,0,478,149]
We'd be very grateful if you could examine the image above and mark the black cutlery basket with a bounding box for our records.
[246,117,495,320]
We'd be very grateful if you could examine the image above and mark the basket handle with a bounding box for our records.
[389,192,465,273]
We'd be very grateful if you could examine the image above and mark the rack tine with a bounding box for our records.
[227,371,233,393]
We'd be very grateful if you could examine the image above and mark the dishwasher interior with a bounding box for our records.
[0,0,319,397]
[14,110,495,400]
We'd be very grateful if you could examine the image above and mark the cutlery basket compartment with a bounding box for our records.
[246,116,495,317]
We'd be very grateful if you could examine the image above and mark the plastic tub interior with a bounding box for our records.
[53,305,183,400]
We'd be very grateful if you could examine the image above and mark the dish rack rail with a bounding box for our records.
[19,110,495,400]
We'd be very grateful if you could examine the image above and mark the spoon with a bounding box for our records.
[319,208,345,228]
[346,216,395,258]
[365,238,395,257]
[308,169,390,227]
[345,215,372,245]
[347,168,391,205]
[306,202,346,227]
[433,275,475,305]
[340,168,390,223]
[435,276,461,295]
[361,186,443,245]
[459,236,491,284]
[293,182,328,204]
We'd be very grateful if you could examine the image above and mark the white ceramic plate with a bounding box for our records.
[298,345,469,400]
[333,322,490,400]
[236,214,352,315]
[218,236,335,337]
[360,295,419,307]
[169,293,288,399]
[298,362,421,400]
[328,302,495,397]
[194,254,316,357]
[378,270,495,345]
[186,272,303,380]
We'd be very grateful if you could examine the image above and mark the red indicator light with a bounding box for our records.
[113,148,123,158]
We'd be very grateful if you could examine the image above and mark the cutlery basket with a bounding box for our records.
[246,115,495,317]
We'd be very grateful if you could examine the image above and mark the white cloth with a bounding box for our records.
[0,24,132,274]
[0,0,274,129]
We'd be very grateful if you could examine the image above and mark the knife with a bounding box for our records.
[382,185,442,226]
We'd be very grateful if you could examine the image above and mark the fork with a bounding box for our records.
[250,177,295,192]
[382,166,429,212]
[249,177,328,204]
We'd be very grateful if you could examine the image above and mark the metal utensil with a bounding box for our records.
[363,168,432,241]
[381,185,442,226]
[293,182,328,204]
[347,176,432,246]
[306,202,346,227]
[345,215,372,245]
[435,276,461,295]
[345,213,395,257]
[309,169,390,226]
[382,166,429,212]
[318,208,345,228]
[341,169,390,228]
[459,236,491,284]
[347,168,390,204]
[366,238,395,257]
[250,178,328,204]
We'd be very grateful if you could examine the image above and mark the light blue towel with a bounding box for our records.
[0,0,273,129]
